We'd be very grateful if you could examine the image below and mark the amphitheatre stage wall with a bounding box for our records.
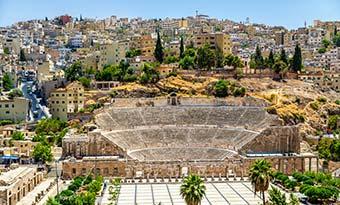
[62,155,317,179]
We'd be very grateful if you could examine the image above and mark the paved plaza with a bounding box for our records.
[111,181,263,205]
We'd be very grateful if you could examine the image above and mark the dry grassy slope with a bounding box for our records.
[240,78,340,136]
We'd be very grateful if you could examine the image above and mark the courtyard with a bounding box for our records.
[102,180,264,205]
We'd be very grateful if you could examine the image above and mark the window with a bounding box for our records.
[5,104,9,108]
[12,104,14,108]
[104,168,109,175]
[62,101,65,104]
[56,94,59,97]
[5,111,9,114]
[113,167,118,175]
[72,168,76,174]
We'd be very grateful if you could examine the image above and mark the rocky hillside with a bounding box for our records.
[97,76,340,138]
[240,78,340,137]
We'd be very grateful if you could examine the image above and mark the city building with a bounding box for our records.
[48,81,85,121]
[0,167,44,205]
[0,96,29,122]
[194,33,232,55]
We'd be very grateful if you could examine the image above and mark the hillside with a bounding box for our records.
[98,76,339,137]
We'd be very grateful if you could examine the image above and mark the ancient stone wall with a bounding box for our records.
[62,132,126,158]
[62,156,315,179]
[240,126,300,154]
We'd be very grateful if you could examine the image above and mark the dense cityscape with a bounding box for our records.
[0,2,340,205]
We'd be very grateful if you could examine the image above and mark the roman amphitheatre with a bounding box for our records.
[62,92,319,179]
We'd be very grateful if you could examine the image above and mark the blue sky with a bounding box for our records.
[0,0,339,29]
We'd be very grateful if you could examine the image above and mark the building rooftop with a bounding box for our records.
[0,167,35,187]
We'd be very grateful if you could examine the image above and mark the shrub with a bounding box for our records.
[214,80,229,97]
[335,100,340,105]
[0,120,14,126]
[233,87,246,97]
[10,131,25,141]
[310,101,319,110]
[317,96,327,103]
[328,115,339,131]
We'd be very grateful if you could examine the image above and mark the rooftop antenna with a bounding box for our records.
[196,10,198,18]
[304,21,307,28]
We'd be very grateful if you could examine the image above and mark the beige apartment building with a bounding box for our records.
[130,34,155,57]
[0,97,29,122]
[48,81,85,121]
[194,33,232,55]
[0,167,44,205]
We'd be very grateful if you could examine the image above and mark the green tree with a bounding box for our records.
[254,45,264,69]
[78,77,91,88]
[46,197,61,205]
[11,131,25,141]
[33,143,53,163]
[35,118,67,135]
[19,49,26,62]
[180,174,206,205]
[154,31,164,63]
[267,50,275,69]
[225,54,244,70]
[291,44,302,72]
[179,55,195,69]
[164,56,178,64]
[8,89,23,98]
[273,60,288,80]
[3,47,10,55]
[184,48,196,58]
[81,192,96,205]
[3,73,14,91]
[215,48,225,68]
[249,159,273,205]
[214,80,229,97]
[321,39,331,48]
[125,49,142,58]
[196,44,215,70]
[279,48,288,65]
[139,63,160,84]
[333,34,340,47]
[180,36,185,59]
[65,62,83,81]
[318,47,326,54]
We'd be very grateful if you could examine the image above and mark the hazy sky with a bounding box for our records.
[0,0,339,29]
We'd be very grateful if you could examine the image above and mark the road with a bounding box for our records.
[20,80,47,121]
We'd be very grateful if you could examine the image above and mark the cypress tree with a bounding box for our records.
[180,36,185,59]
[267,50,275,69]
[254,45,264,69]
[19,49,26,62]
[279,48,288,65]
[291,44,302,72]
[334,26,337,36]
[154,30,164,63]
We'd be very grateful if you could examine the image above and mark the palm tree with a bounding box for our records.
[180,174,206,205]
[249,159,273,205]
